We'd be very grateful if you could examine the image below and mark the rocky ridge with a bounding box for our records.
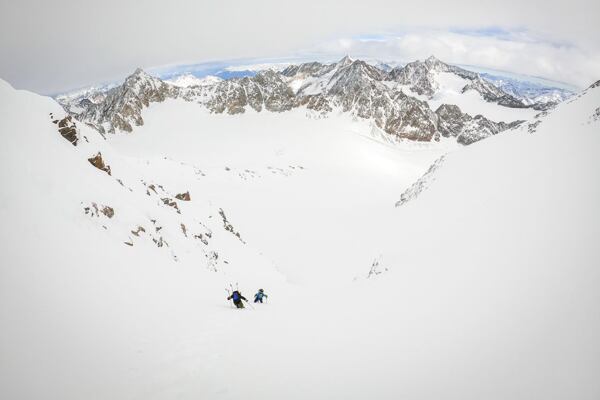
[58,56,541,144]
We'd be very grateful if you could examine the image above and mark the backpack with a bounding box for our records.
[232,291,241,302]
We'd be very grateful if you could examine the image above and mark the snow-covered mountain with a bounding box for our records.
[480,72,575,106]
[1,69,598,400]
[77,68,178,133]
[57,56,546,144]
[55,82,117,115]
[388,55,527,107]
[389,56,476,96]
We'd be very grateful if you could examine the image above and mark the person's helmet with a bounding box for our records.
[259,289,264,292]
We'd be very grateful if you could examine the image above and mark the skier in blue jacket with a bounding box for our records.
[254,289,268,303]
[227,290,247,309]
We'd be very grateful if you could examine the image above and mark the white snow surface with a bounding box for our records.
[1,77,599,400]
[166,74,223,87]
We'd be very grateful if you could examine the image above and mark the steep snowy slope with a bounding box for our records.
[374,80,600,399]
[0,79,288,398]
[1,75,598,400]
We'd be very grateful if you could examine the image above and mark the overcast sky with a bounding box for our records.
[1,0,599,94]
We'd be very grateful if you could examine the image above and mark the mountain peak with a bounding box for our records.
[124,68,157,85]
[337,55,353,67]
[424,55,446,69]
[131,67,150,77]
[123,68,161,91]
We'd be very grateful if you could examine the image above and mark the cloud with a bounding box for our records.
[1,0,598,94]
[307,30,600,88]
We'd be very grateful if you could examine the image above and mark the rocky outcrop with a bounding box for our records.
[591,107,600,123]
[455,116,523,145]
[101,205,114,218]
[396,156,446,206]
[219,208,244,243]
[436,104,524,144]
[51,114,78,145]
[161,197,180,214]
[203,70,295,114]
[83,202,114,218]
[461,76,526,108]
[175,191,191,201]
[87,152,111,175]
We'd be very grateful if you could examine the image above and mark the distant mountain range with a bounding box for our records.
[56,56,573,145]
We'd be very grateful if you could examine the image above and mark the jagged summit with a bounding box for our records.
[424,55,443,65]
[124,68,160,85]
[337,55,354,68]
[77,67,175,133]
[132,67,147,76]
[124,68,157,84]
[423,55,451,71]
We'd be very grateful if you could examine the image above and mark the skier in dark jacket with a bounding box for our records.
[227,290,247,309]
[254,289,268,303]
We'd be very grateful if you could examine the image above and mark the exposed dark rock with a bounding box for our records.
[88,152,111,175]
[54,116,79,145]
[83,202,114,218]
[194,233,209,245]
[161,198,180,214]
[101,206,114,218]
[396,156,446,207]
[131,226,146,236]
[152,236,168,248]
[175,191,191,201]
[435,104,524,144]
[218,208,245,243]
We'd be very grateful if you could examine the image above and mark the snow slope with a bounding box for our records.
[109,101,449,284]
[372,80,600,399]
[1,76,599,400]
